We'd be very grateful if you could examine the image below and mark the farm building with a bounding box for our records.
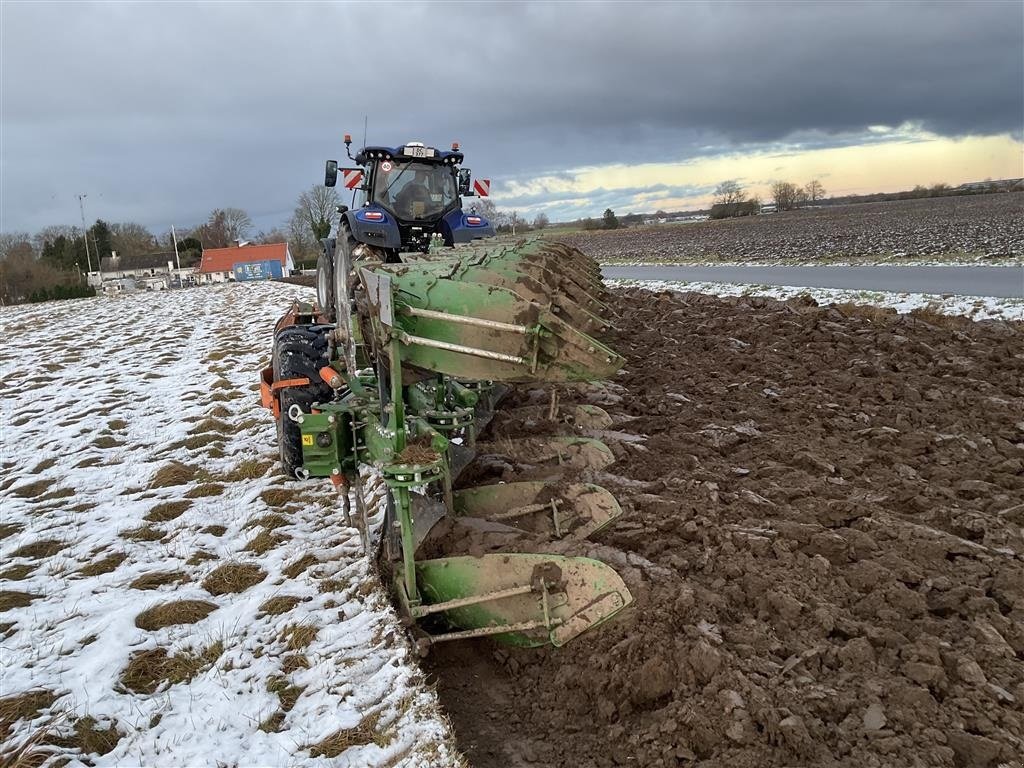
[196,242,293,283]
[99,252,181,292]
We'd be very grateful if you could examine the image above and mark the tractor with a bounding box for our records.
[261,137,632,652]
[316,137,495,324]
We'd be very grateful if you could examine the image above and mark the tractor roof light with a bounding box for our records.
[451,141,460,151]
[344,134,352,144]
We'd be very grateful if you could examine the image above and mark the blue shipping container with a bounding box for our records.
[233,260,283,281]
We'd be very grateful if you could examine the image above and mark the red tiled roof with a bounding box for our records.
[198,243,289,273]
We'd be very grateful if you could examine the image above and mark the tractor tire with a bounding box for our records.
[316,249,336,323]
[272,324,333,478]
[332,226,359,324]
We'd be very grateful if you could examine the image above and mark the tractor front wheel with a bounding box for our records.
[272,324,333,478]
[316,240,336,323]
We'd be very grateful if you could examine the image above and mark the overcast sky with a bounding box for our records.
[2,0,1021,235]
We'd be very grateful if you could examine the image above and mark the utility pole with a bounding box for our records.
[171,225,182,287]
[76,194,94,276]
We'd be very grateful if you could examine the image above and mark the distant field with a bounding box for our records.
[556,193,1023,265]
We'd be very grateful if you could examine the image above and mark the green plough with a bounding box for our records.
[262,240,632,651]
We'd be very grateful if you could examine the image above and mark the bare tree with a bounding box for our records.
[32,225,77,254]
[287,210,317,265]
[0,232,35,260]
[295,186,340,241]
[714,180,745,205]
[532,212,550,230]
[222,208,253,242]
[804,179,826,202]
[110,222,157,257]
[771,182,802,212]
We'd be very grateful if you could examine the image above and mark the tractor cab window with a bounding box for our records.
[373,161,456,220]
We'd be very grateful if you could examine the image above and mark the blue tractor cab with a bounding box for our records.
[317,137,496,322]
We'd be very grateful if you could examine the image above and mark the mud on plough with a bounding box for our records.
[261,240,633,651]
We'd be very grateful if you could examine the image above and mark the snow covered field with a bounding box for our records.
[608,279,1024,322]
[0,283,460,767]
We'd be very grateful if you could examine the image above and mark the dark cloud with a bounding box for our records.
[1,1,1020,233]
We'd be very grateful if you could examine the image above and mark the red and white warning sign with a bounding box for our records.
[473,178,490,197]
[343,169,364,189]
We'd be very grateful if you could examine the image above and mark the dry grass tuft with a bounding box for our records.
[282,554,317,579]
[281,654,310,675]
[128,571,190,590]
[29,458,57,474]
[120,641,223,694]
[258,710,286,733]
[11,540,64,559]
[144,500,192,523]
[260,488,295,507]
[281,622,319,651]
[246,513,291,531]
[148,462,194,489]
[258,595,302,616]
[185,436,225,454]
[243,530,289,555]
[107,419,128,431]
[0,564,36,581]
[206,405,231,418]
[78,552,127,577]
[75,457,104,469]
[186,483,224,498]
[38,487,75,502]
[91,436,122,450]
[318,578,348,594]
[10,480,50,499]
[68,715,121,756]
[309,714,381,758]
[120,525,163,542]
[211,378,233,390]
[221,459,272,482]
[135,599,217,630]
[0,523,23,541]
[0,591,40,611]
[200,525,227,537]
[202,563,266,596]
[0,689,57,734]
[188,418,232,435]
[186,551,217,566]
[909,304,972,329]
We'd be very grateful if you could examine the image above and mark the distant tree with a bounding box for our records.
[582,217,600,230]
[194,208,252,248]
[110,222,157,258]
[713,180,745,205]
[929,182,951,196]
[295,186,339,242]
[222,208,253,242]
[771,182,802,212]
[804,179,826,202]
[257,228,288,244]
[603,208,619,230]
[90,219,114,260]
[287,209,317,265]
[654,210,668,219]
[532,212,550,230]
[175,235,203,268]
[0,232,35,260]
[32,225,76,255]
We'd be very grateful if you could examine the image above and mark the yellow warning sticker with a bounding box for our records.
[302,434,314,446]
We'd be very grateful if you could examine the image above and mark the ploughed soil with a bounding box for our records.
[558,193,1024,263]
[426,288,1024,768]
